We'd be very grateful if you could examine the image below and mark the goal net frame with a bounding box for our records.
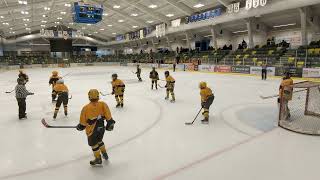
[279,81,320,135]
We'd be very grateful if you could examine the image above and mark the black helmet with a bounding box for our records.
[112,73,118,78]
[165,71,169,76]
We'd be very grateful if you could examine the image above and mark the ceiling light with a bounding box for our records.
[131,13,138,17]
[0,16,4,18]
[69,22,74,25]
[42,15,47,18]
[2,22,9,25]
[146,20,154,23]
[24,24,28,26]
[86,24,92,26]
[23,18,29,21]
[44,7,50,10]
[41,20,47,23]
[57,17,62,20]
[148,4,157,9]
[107,24,113,27]
[9,27,12,30]
[21,11,29,14]
[82,27,86,30]
[273,23,296,28]
[113,5,120,9]
[112,33,116,35]
[60,11,66,15]
[41,25,46,27]
[18,0,27,5]
[64,3,71,7]
[232,30,248,34]
[103,13,108,16]
[193,3,204,8]
[99,28,104,31]
[166,14,174,17]
[88,34,92,36]
[12,32,15,34]
[94,32,98,34]
[118,19,124,23]
[132,25,138,28]
[25,27,31,30]
[67,26,70,28]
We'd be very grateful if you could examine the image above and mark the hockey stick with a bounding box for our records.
[185,108,203,125]
[259,89,307,100]
[5,89,14,93]
[100,92,112,96]
[41,118,77,128]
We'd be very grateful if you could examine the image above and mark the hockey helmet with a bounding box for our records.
[52,71,58,76]
[19,69,23,73]
[164,71,170,76]
[88,89,100,101]
[112,73,118,78]
[199,82,207,89]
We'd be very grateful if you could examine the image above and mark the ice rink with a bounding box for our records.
[1,66,320,180]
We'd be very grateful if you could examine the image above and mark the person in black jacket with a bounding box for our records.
[15,78,34,119]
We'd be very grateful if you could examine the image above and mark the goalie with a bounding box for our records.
[76,89,116,166]
[279,72,293,121]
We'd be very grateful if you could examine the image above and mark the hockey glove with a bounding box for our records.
[106,119,116,131]
[201,102,205,108]
[76,124,86,131]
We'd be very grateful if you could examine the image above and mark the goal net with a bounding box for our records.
[279,81,320,135]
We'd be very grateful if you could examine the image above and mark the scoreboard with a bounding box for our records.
[73,2,103,24]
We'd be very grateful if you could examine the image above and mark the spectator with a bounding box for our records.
[241,40,247,49]
[228,44,233,50]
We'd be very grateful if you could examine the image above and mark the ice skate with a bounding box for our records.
[201,117,209,124]
[116,103,121,108]
[90,158,102,166]
[120,103,123,108]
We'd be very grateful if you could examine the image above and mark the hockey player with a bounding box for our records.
[52,79,69,119]
[164,71,175,102]
[279,72,293,120]
[199,82,215,124]
[18,70,29,84]
[135,65,142,82]
[76,89,116,166]
[15,78,34,119]
[111,74,125,108]
[49,71,60,102]
[149,67,159,90]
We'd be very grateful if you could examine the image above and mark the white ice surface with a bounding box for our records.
[0,66,319,180]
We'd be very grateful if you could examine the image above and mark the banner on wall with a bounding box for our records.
[214,65,231,73]
[227,2,240,14]
[171,19,181,28]
[156,23,166,38]
[184,63,195,71]
[176,64,185,71]
[275,67,302,77]
[198,65,215,72]
[250,66,275,76]
[231,66,250,74]
[302,68,320,78]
